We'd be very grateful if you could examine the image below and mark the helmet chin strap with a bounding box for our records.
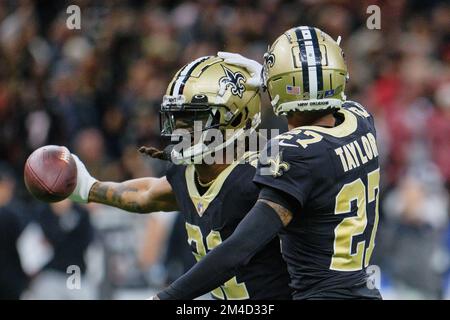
[170,130,242,165]
[170,116,261,165]
[270,95,280,107]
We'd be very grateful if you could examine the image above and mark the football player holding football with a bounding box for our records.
[69,56,292,300]
[154,26,382,300]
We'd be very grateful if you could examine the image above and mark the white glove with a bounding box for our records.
[218,51,263,88]
[69,154,97,203]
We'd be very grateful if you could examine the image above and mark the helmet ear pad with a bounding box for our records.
[227,103,255,130]
[244,118,252,130]
[230,112,243,127]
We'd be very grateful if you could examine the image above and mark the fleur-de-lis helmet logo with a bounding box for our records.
[219,65,246,98]
[262,49,275,89]
[264,51,275,68]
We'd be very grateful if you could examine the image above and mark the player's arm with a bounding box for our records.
[88,177,177,213]
[155,187,295,300]
[69,154,178,213]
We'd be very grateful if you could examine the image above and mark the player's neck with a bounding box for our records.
[287,111,336,130]
[194,163,230,185]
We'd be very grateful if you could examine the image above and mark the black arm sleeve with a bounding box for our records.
[259,186,301,215]
[157,200,284,300]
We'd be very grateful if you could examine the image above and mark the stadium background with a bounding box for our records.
[0,0,449,299]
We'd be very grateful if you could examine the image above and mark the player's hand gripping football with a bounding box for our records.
[69,154,97,203]
[218,51,263,88]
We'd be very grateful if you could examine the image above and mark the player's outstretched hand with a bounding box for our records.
[69,154,97,203]
[218,51,263,88]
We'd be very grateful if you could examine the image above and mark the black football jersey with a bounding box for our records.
[166,154,292,300]
[254,102,382,299]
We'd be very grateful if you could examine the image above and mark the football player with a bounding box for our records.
[69,56,292,300]
[154,27,383,300]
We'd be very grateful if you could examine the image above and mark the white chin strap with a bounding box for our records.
[170,115,261,165]
[274,98,344,116]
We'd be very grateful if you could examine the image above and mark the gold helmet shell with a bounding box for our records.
[263,26,349,115]
[161,56,261,164]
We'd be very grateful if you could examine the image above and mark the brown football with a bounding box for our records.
[24,145,77,202]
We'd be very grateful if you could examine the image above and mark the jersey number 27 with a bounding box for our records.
[330,168,380,271]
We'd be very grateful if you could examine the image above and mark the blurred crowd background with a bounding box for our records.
[0,0,449,300]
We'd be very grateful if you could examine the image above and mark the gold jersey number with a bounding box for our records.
[185,223,250,300]
[330,168,380,271]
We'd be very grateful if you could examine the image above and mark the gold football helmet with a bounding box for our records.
[262,26,349,115]
[160,56,261,164]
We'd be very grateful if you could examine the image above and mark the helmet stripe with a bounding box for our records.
[169,66,186,95]
[294,27,310,96]
[295,26,324,100]
[299,26,317,99]
[173,56,211,95]
[309,27,324,95]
